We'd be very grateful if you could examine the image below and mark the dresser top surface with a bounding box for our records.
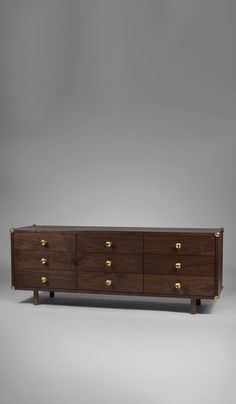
[12,225,224,234]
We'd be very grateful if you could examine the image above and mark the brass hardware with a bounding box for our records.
[105,260,112,268]
[175,262,181,269]
[105,241,112,248]
[41,258,47,265]
[10,228,14,233]
[41,276,47,284]
[105,279,112,287]
[215,232,220,238]
[41,239,47,247]
[11,285,15,290]
[175,282,181,289]
[214,295,219,300]
[175,242,182,249]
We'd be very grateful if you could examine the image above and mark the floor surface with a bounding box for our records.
[0,269,235,404]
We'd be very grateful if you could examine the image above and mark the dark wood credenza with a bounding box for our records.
[10,226,223,314]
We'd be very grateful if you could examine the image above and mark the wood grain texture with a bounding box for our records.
[144,234,215,256]
[215,232,224,296]
[77,272,143,293]
[14,232,76,252]
[144,255,214,276]
[11,231,15,287]
[78,232,143,253]
[11,226,224,312]
[78,253,142,273]
[15,251,76,270]
[14,225,223,234]
[15,270,76,290]
[144,275,214,296]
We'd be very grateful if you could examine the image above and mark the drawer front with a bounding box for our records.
[15,251,76,271]
[78,232,142,253]
[144,275,214,296]
[144,255,214,276]
[77,273,143,293]
[78,253,142,273]
[144,234,215,256]
[14,232,76,252]
[15,270,76,290]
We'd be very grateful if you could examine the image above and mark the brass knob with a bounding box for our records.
[105,241,112,248]
[105,279,112,287]
[175,282,181,289]
[175,262,181,270]
[41,239,47,247]
[41,276,47,284]
[105,260,112,268]
[175,242,182,250]
[41,258,47,265]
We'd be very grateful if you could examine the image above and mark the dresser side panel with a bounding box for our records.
[215,232,223,297]
[11,231,15,288]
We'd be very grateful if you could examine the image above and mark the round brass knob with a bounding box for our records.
[175,242,182,250]
[41,239,47,247]
[105,260,112,268]
[41,258,47,265]
[41,276,47,284]
[175,282,181,289]
[105,241,112,248]
[105,279,112,287]
[175,262,181,270]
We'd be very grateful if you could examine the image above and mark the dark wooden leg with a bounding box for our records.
[33,289,39,305]
[190,298,197,314]
[196,298,201,306]
[50,291,54,298]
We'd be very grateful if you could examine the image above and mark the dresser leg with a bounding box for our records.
[190,298,197,314]
[196,298,201,306]
[33,290,39,305]
[50,291,54,298]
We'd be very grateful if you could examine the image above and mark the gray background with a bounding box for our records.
[0,1,236,404]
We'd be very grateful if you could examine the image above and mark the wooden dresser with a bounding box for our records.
[10,226,223,314]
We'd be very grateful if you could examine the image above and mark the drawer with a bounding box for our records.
[15,251,76,271]
[144,255,214,276]
[14,232,76,252]
[144,234,215,256]
[78,253,142,273]
[77,272,143,293]
[144,275,214,296]
[15,270,76,290]
[78,232,142,253]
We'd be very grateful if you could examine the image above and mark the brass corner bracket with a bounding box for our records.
[10,228,14,233]
[215,232,220,238]
[214,295,219,301]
